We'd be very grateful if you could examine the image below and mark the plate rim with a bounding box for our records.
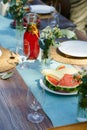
[40,79,77,96]
[30,5,55,14]
[58,40,87,57]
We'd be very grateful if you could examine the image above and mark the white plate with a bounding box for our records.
[30,5,55,14]
[40,79,77,95]
[0,49,2,56]
[58,40,87,57]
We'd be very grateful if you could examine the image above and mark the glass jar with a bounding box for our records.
[23,13,40,60]
[23,24,40,60]
[77,92,87,122]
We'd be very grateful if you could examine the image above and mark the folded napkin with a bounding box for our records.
[61,29,77,39]
[30,5,55,14]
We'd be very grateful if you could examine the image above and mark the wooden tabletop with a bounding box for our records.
[0,69,53,130]
[47,122,87,130]
[0,1,87,130]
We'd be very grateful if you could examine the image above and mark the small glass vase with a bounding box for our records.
[77,92,87,122]
[41,48,51,70]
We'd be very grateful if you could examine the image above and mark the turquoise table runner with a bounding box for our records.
[0,15,79,127]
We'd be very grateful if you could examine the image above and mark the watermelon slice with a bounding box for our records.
[46,75,59,86]
[44,73,80,93]
[42,65,81,93]
[59,74,80,87]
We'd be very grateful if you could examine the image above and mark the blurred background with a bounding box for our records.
[42,0,87,35]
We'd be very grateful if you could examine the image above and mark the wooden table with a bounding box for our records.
[0,31,87,130]
[0,1,87,129]
[47,122,87,130]
[0,69,53,130]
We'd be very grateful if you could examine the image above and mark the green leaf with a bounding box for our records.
[39,39,45,50]
[3,0,8,4]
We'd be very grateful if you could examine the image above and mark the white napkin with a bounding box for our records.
[30,5,55,14]
[61,29,77,39]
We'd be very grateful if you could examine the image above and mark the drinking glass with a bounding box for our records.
[27,88,44,123]
[49,3,61,28]
[17,41,30,69]
[49,12,59,28]
[50,13,59,28]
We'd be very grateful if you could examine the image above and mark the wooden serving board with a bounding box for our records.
[0,47,19,72]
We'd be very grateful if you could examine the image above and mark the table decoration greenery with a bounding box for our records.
[78,74,87,107]
[3,0,29,48]
[39,26,77,64]
[3,0,27,5]
[74,69,87,121]
[39,26,62,62]
[3,0,28,25]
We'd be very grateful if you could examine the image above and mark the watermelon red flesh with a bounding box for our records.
[46,75,59,86]
[44,77,79,93]
[58,74,80,87]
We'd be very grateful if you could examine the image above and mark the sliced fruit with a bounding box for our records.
[44,74,80,93]
[58,74,80,87]
[42,65,80,93]
[46,75,59,86]
[42,69,64,80]
[56,65,65,70]
[60,67,78,75]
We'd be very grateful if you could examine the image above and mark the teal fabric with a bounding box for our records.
[0,15,79,127]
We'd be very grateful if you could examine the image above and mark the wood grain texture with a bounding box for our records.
[0,69,53,130]
[0,47,19,72]
[47,122,87,130]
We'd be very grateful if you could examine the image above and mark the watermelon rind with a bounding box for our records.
[44,76,79,93]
